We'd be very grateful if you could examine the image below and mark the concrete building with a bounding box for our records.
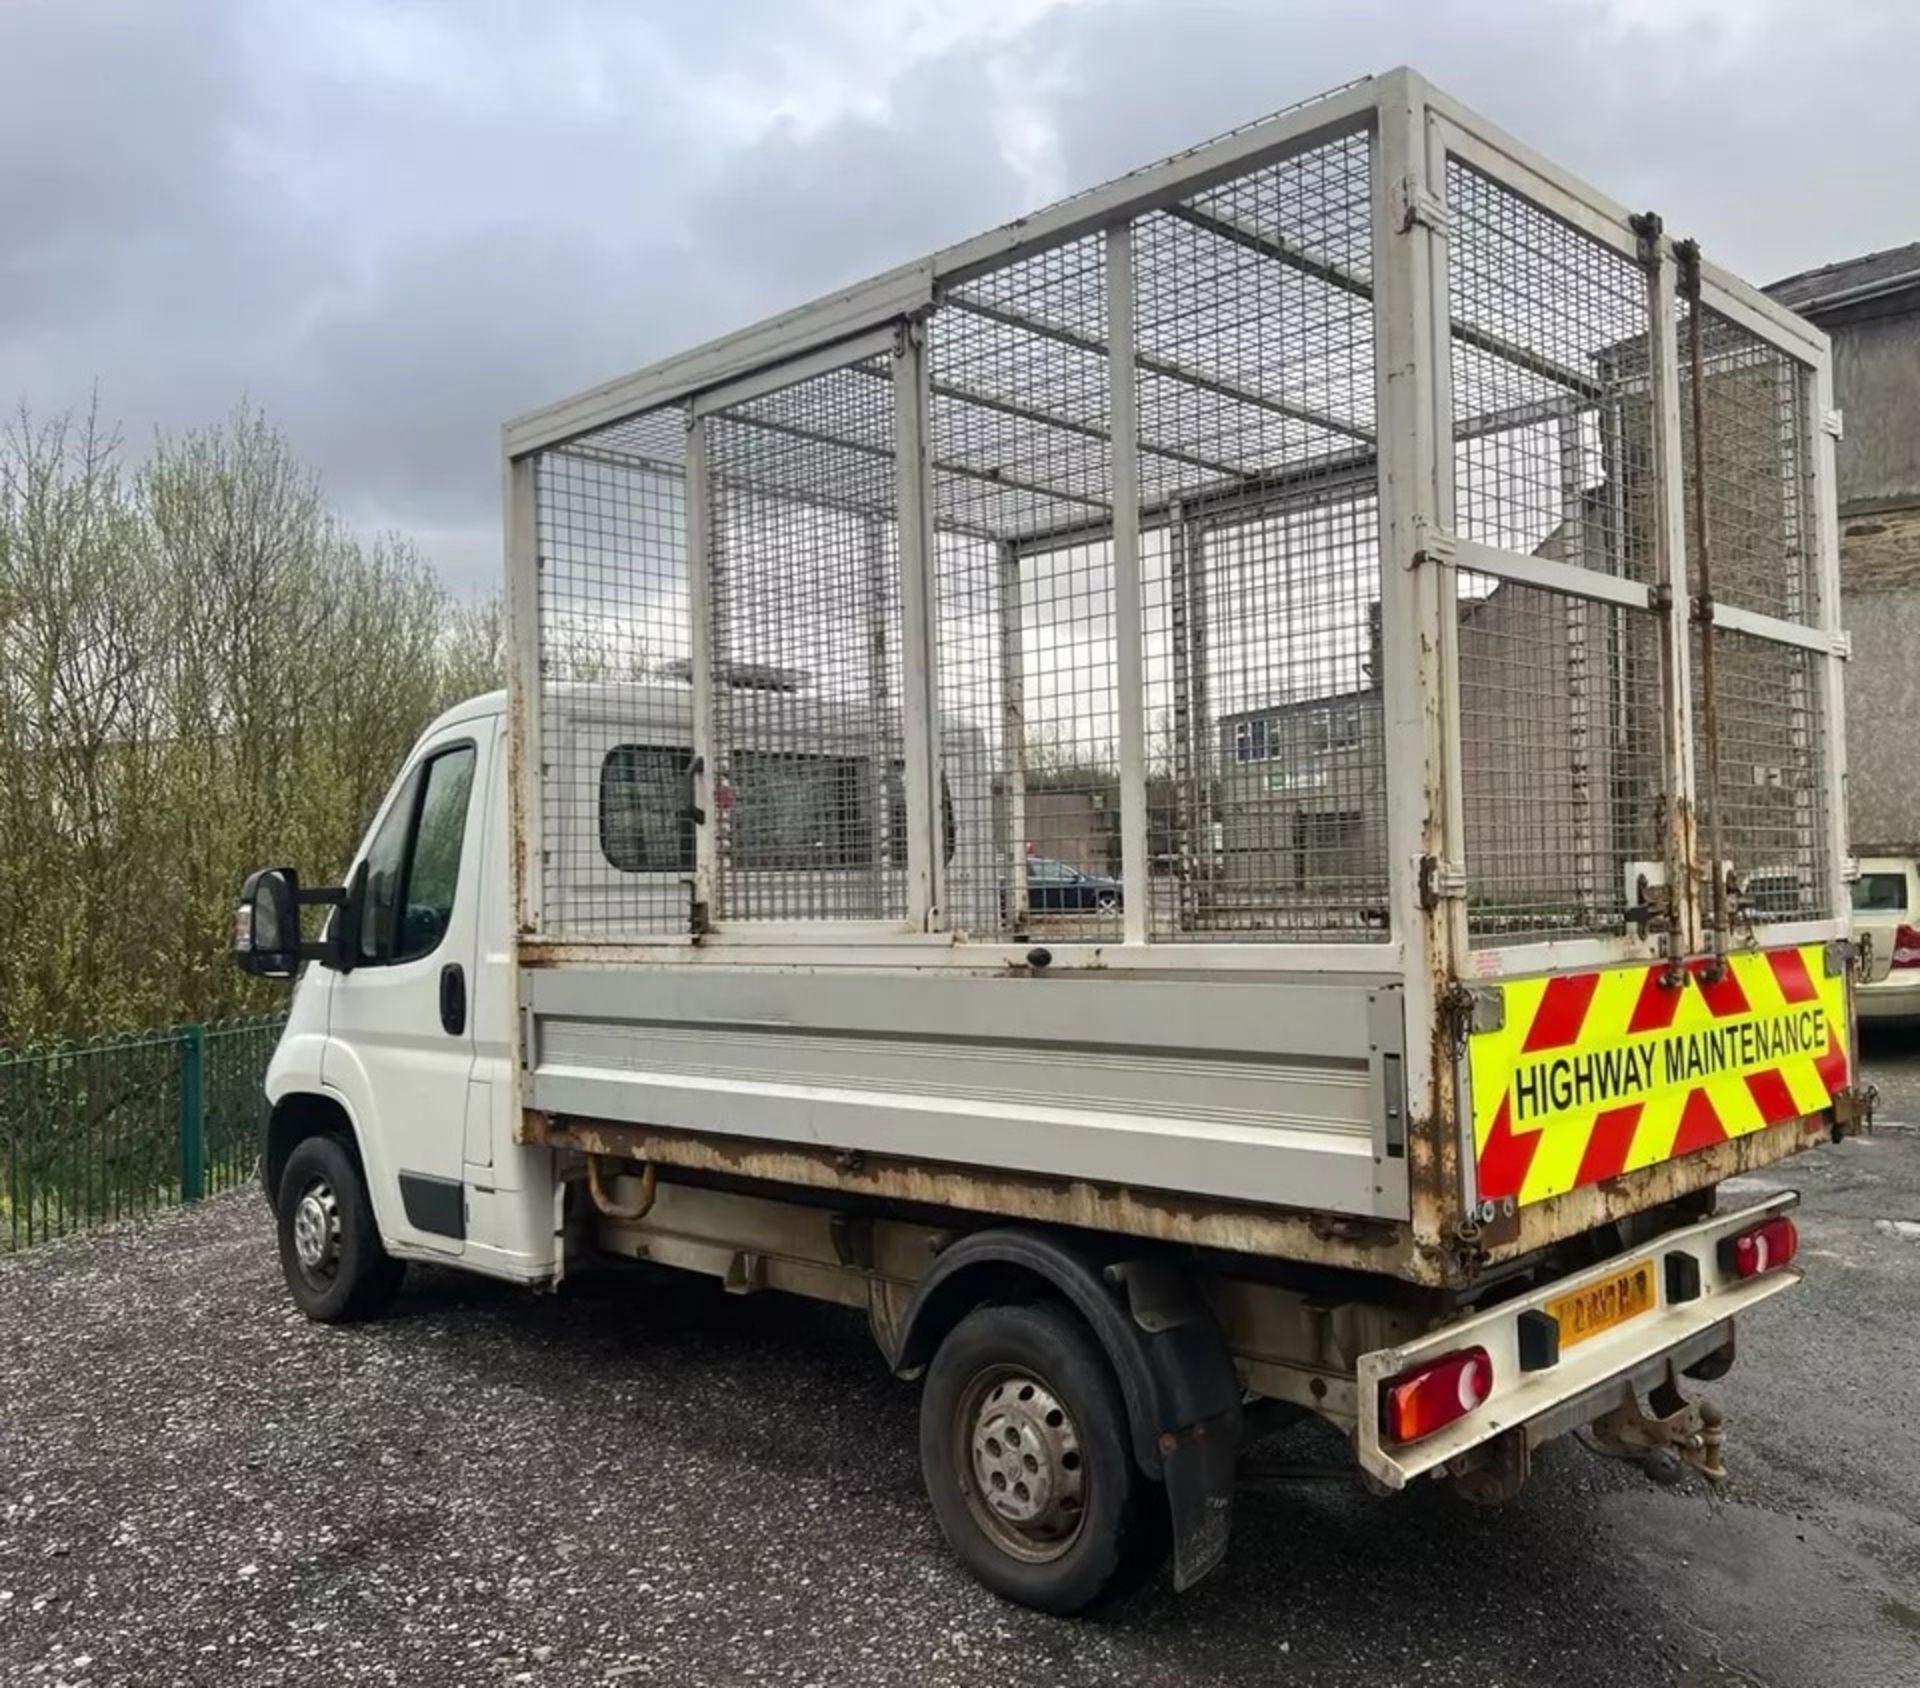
[1214,480,1673,939]
[1217,560,1644,937]
[1768,245,1920,851]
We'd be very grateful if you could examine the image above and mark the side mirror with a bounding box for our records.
[235,868,302,978]
[233,865,359,979]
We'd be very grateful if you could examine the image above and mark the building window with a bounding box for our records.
[1233,719,1271,763]
[1308,703,1364,755]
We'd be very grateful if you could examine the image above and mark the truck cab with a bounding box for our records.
[251,692,559,1307]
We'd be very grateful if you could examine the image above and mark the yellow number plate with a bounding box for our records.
[1547,1256,1657,1349]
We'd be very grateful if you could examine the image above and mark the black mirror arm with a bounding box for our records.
[292,877,360,972]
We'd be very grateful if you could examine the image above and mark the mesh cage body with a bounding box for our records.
[514,81,1839,964]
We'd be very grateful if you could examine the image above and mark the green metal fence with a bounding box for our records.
[0,1015,286,1253]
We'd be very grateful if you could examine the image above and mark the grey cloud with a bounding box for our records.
[1,0,1912,595]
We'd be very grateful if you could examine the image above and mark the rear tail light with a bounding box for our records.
[1719,1215,1799,1279]
[1893,925,1920,969]
[1381,1346,1494,1445]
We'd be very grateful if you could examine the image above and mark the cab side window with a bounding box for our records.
[358,769,420,964]
[357,744,478,965]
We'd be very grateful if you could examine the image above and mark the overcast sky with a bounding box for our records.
[2,0,1909,592]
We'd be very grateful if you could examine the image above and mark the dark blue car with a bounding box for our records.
[1022,855,1124,915]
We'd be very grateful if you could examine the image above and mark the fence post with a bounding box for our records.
[179,1024,206,1202]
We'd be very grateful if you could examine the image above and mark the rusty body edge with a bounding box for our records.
[526,1110,1442,1283]
[519,1107,1824,1289]
[1502,1114,1823,1257]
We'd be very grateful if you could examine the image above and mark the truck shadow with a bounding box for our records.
[381,1258,1682,1663]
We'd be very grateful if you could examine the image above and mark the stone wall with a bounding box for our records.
[1842,504,1920,851]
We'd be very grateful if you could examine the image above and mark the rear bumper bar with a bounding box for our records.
[1355,1190,1799,1487]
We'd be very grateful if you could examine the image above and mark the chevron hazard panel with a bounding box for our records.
[1468,947,1849,1208]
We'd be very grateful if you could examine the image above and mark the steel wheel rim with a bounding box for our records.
[291,1177,342,1285]
[954,1364,1087,1563]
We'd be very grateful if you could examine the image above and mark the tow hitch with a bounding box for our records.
[1587,1363,1727,1485]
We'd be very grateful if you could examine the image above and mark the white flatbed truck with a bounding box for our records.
[235,68,1867,1611]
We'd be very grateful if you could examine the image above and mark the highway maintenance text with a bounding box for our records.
[1509,1007,1827,1124]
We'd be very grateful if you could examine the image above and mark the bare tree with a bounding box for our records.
[0,402,503,1045]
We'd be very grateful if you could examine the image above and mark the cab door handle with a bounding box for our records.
[439,963,467,1037]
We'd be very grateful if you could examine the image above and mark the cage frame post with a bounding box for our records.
[998,541,1030,931]
[685,413,717,929]
[1167,499,1194,932]
[1646,235,1705,960]
[1373,69,1458,1228]
[893,317,946,930]
[1808,348,1851,923]
[1559,418,1597,923]
[503,450,544,938]
[1107,221,1151,948]
[894,313,948,925]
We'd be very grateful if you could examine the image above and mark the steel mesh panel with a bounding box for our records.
[1132,131,1382,940]
[1198,490,1389,937]
[1443,158,1674,946]
[1694,627,1831,925]
[1678,306,1816,623]
[931,237,1122,943]
[705,358,906,923]
[1676,306,1828,922]
[1446,159,1656,582]
[1458,572,1667,946]
[533,407,694,937]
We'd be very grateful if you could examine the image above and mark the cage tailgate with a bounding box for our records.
[1466,947,1848,1210]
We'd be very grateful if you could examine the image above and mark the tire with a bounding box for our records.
[919,1301,1169,1613]
[275,1135,406,1324]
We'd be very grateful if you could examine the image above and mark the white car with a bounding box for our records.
[1852,855,1920,1021]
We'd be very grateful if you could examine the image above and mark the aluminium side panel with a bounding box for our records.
[523,965,1409,1219]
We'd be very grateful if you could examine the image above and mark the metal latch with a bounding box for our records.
[1831,629,1853,660]
[1410,519,1457,572]
[1419,855,1466,910]
[1821,408,1845,439]
[1393,176,1450,236]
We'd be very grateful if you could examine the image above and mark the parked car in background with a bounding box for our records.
[1852,854,1920,1021]
[1023,855,1124,915]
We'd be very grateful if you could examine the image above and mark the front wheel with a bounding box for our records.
[275,1135,406,1323]
[919,1301,1168,1612]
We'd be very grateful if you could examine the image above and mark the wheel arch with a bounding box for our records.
[264,1090,369,1207]
[890,1227,1242,1593]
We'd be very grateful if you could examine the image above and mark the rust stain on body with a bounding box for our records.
[531,1114,1431,1282]
[521,1088,1824,1292]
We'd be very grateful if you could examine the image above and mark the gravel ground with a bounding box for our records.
[5,1066,1920,1688]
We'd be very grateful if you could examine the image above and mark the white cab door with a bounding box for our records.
[323,728,487,1255]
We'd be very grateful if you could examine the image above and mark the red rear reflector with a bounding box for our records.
[1381,1346,1494,1445]
[1720,1215,1799,1279]
[1893,925,1920,969]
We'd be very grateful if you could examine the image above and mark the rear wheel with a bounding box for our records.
[276,1135,405,1323]
[919,1301,1168,1612]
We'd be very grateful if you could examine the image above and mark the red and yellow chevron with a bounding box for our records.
[1468,945,1849,1209]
